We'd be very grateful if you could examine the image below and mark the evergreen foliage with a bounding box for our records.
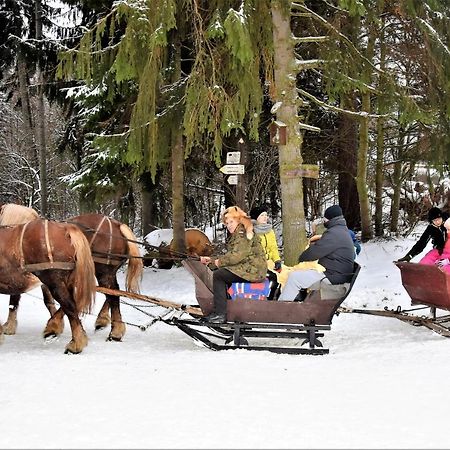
[56,0,275,180]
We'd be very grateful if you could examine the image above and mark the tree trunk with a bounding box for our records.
[358,91,373,242]
[170,38,186,256]
[17,51,36,158]
[375,15,386,237]
[272,3,307,265]
[171,133,186,255]
[390,159,402,234]
[140,171,159,237]
[337,94,360,230]
[35,0,48,216]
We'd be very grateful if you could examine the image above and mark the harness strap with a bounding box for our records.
[23,262,75,271]
[93,256,124,265]
[18,222,30,269]
[44,219,54,263]
[89,216,114,265]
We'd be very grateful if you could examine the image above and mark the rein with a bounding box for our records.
[66,220,210,262]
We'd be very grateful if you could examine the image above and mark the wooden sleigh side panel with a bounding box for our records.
[396,262,450,311]
[183,260,360,326]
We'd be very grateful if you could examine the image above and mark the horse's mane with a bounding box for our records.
[0,204,39,226]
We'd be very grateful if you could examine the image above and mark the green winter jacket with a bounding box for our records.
[218,224,267,281]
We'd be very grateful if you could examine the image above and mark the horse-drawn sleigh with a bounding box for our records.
[2,202,450,355]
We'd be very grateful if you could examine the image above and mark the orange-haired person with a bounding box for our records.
[199,206,267,323]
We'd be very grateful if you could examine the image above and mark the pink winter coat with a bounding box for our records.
[419,239,450,274]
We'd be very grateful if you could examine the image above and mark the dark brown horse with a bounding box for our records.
[0,219,97,353]
[157,228,214,269]
[1,205,143,341]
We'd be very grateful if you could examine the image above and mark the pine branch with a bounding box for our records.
[297,88,390,120]
[291,2,385,77]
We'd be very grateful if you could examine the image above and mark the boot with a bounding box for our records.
[293,288,308,302]
[201,312,226,323]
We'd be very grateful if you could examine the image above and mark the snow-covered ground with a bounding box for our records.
[1,228,449,449]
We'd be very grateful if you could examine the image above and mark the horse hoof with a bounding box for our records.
[106,334,123,342]
[43,332,59,341]
[3,329,16,336]
[64,347,82,354]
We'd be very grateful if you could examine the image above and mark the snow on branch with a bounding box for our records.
[297,88,390,120]
[417,18,450,57]
[291,2,385,77]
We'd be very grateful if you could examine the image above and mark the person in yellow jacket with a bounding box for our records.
[250,205,282,299]
[250,205,281,268]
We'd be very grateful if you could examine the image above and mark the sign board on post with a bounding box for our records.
[284,164,319,179]
[227,175,238,185]
[226,152,241,164]
[219,164,245,175]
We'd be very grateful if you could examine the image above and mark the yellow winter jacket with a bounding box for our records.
[256,229,281,264]
[267,259,326,287]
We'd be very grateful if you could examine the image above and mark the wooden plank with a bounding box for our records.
[96,286,203,317]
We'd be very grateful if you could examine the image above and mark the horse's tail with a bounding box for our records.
[0,203,39,225]
[119,223,143,293]
[67,225,97,315]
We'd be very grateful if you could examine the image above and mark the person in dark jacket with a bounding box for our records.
[199,205,267,322]
[397,207,449,262]
[278,205,355,301]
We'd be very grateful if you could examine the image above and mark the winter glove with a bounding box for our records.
[437,258,450,268]
[274,260,282,272]
[397,254,412,263]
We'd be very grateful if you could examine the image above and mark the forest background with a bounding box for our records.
[0,0,449,265]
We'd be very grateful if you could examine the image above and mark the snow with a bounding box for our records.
[1,228,450,449]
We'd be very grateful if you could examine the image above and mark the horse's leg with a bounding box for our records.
[47,285,88,354]
[3,294,20,335]
[64,314,88,354]
[0,319,3,344]
[42,284,58,317]
[95,300,111,331]
[43,308,65,339]
[97,272,125,341]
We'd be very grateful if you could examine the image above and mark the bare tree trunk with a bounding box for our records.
[235,135,248,211]
[170,38,186,256]
[140,171,159,237]
[272,3,307,265]
[375,19,386,237]
[17,51,36,158]
[390,159,402,234]
[337,94,360,230]
[171,133,186,255]
[35,0,48,216]
[358,91,373,241]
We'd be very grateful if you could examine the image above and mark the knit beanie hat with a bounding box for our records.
[250,205,268,221]
[428,207,442,222]
[324,205,343,220]
[222,206,254,239]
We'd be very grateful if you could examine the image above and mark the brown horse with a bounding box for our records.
[0,204,58,334]
[0,219,97,353]
[157,228,214,269]
[1,205,143,341]
[56,213,144,341]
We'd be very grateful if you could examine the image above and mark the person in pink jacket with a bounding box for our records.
[420,217,450,274]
